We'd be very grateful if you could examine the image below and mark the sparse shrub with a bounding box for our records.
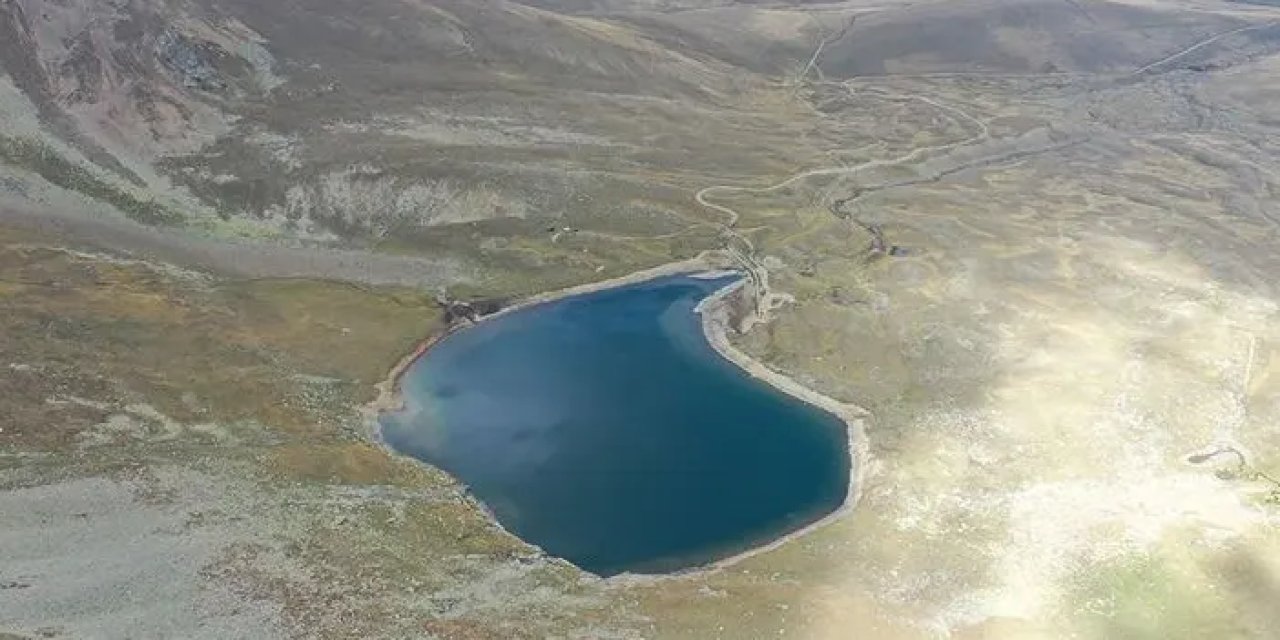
[280,166,523,239]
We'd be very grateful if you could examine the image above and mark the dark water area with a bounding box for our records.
[380,275,850,576]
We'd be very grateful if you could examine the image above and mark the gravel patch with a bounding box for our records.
[0,472,282,639]
[1,202,475,289]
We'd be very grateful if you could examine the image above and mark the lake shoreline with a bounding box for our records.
[362,253,728,443]
[363,254,874,584]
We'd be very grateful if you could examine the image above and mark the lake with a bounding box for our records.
[379,274,851,576]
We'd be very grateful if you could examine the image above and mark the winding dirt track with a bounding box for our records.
[1130,20,1279,76]
[694,80,992,317]
[694,9,1279,314]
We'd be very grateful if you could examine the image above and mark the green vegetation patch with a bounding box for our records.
[0,135,183,226]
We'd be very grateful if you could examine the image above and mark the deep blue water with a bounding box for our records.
[380,274,850,576]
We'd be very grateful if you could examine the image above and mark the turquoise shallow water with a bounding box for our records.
[380,274,850,576]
